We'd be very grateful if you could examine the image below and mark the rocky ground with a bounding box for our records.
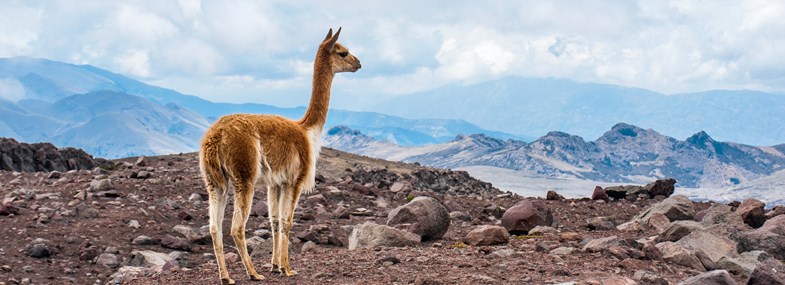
[1,146,785,285]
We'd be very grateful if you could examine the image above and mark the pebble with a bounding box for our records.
[128,220,141,229]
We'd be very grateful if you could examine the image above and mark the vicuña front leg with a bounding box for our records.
[267,185,282,273]
[207,186,234,285]
[231,184,264,281]
[278,188,302,277]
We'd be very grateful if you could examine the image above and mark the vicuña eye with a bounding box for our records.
[338,52,348,57]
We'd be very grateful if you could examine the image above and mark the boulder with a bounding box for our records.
[747,259,785,285]
[717,251,772,278]
[592,186,609,201]
[161,235,192,251]
[386,196,450,241]
[546,190,564,201]
[677,270,738,285]
[739,215,785,260]
[660,220,705,242]
[95,253,120,269]
[464,225,510,246]
[126,250,174,268]
[677,231,738,264]
[702,204,747,230]
[655,242,704,271]
[737,198,766,228]
[633,195,695,224]
[583,236,622,253]
[108,266,150,285]
[349,222,420,250]
[759,214,785,236]
[643,178,677,197]
[24,238,56,258]
[587,216,616,231]
[500,200,554,234]
[766,206,785,220]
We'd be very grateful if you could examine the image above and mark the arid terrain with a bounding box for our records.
[1,145,784,285]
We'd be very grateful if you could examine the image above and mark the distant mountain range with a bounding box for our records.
[323,124,785,188]
[0,57,518,157]
[369,77,785,146]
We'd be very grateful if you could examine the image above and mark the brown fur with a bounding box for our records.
[198,28,360,284]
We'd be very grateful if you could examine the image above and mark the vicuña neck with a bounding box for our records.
[299,51,334,130]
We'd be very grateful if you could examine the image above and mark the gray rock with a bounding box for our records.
[95,253,120,269]
[89,179,112,191]
[660,220,705,242]
[301,241,318,253]
[132,235,160,246]
[529,226,558,235]
[127,220,141,229]
[677,270,737,285]
[759,214,785,236]
[449,211,472,221]
[464,225,510,246]
[501,200,554,234]
[717,250,772,278]
[677,230,738,264]
[109,266,150,284]
[633,195,695,225]
[702,204,747,230]
[738,216,785,260]
[386,196,450,241]
[656,242,705,271]
[126,250,174,268]
[349,222,420,250]
[643,178,677,197]
[550,247,576,256]
[747,259,785,285]
[583,236,621,253]
[587,216,616,231]
[161,235,192,251]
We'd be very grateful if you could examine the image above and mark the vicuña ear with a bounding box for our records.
[326,27,341,51]
[323,28,333,42]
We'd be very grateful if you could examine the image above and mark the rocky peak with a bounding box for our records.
[0,137,103,172]
[686,131,716,147]
[451,133,506,149]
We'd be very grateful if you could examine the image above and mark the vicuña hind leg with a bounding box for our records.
[278,187,302,277]
[207,184,234,284]
[267,185,282,273]
[230,182,265,281]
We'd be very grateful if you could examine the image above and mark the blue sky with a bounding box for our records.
[1,1,784,107]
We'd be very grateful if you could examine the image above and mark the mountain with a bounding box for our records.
[323,123,785,188]
[0,57,519,157]
[371,76,785,146]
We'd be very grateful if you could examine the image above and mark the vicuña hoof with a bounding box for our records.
[221,277,236,285]
[249,273,265,281]
[284,269,298,277]
[270,265,281,274]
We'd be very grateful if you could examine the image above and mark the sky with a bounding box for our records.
[1,0,784,108]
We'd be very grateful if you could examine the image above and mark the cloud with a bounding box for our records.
[1,0,784,107]
[0,78,26,102]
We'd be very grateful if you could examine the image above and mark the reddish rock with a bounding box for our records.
[737,198,766,228]
[592,186,609,201]
[766,206,785,220]
[250,201,268,217]
[177,211,193,221]
[0,203,19,216]
[464,225,510,246]
[161,235,192,251]
[387,196,450,241]
[747,259,785,285]
[501,200,553,234]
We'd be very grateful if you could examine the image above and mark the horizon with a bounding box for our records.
[2,1,784,108]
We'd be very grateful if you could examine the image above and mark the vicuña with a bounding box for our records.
[199,27,361,284]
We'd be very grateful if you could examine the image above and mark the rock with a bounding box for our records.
[134,156,146,166]
[79,246,101,261]
[188,193,203,202]
[301,241,318,253]
[464,225,510,246]
[647,213,671,232]
[559,232,584,242]
[702,203,747,230]
[47,171,61,179]
[89,179,112,191]
[386,196,450,241]
[737,198,766,228]
[677,270,737,285]
[717,250,772,278]
[126,250,175,268]
[132,235,161,246]
[500,200,554,234]
[250,201,268,217]
[660,220,705,242]
[738,228,785,260]
[587,216,616,231]
[656,242,705,271]
[389,182,409,193]
[677,230,738,264]
[442,200,466,213]
[161,235,192,251]
[546,190,565,201]
[634,270,668,285]
[759,214,785,236]
[449,211,472,221]
[95,253,120,269]
[766,206,785,220]
[644,178,677,197]
[0,138,98,172]
[348,222,420,250]
[482,204,505,219]
[632,195,695,224]
[25,243,52,258]
[136,171,151,179]
[550,247,576,256]
[529,226,558,235]
[177,211,193,221]
[0,203,19,216]
[747,259,785,285]
[490,248,516,258]
[172,225,211,245]
[583,236,621,253]
[75,204,99,219]
[592,186,609,201]
[128,220,141,229]
[109,266,150,285]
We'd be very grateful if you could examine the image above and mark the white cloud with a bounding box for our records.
[0,78,26,102]
[1,0,784,107]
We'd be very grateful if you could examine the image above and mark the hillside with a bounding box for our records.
[324,124,785,189]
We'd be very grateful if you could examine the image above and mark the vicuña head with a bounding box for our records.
[199,27,360,285]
